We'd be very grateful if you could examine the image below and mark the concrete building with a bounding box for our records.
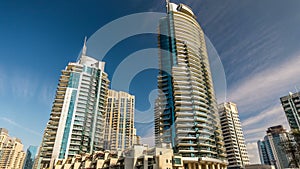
[155,1,227,168]
[35,38,110,169]
[0,128,26,169]
[23,146,38,169]
[50,144,174,169]
[280,92,300,130]
[257,125,290,169]
[218,102,249,169]
[104,90,135,152]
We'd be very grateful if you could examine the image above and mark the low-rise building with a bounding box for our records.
[51,143,185,169]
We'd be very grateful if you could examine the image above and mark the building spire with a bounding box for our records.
[166,0,170,13]
[82,36,87,56]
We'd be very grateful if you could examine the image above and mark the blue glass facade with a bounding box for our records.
[59,73,80,158]
[158,14,178,146]
[258,126,290,169]
[23,146,38,169]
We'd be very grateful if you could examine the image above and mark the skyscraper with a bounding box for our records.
[218,102,249,169]
[257,140,271,166]
[280,92,300,130]
[155,2,227,168]
[257,125,290,169]
[104,89,135,152]
[35,38,110,169]
[23,146,38,169]
[0,128,26,169]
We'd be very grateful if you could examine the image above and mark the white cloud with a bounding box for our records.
[229,53,300,163]
[243,104,289,140]
[228,54,300,111]
[241,104,290,164]
[246,142,260,164]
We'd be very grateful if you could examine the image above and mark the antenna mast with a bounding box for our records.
[166,0,170,13]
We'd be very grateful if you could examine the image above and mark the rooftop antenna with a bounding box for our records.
[77,36,88,62]
[166,0,170,13]
[82,36,87,56]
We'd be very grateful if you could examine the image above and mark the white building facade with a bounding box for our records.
[35,39,109,169]
[218,102,249,169]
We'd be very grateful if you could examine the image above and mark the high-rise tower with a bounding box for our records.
[218,102,249,169]
[104,90,135,152]
[280,92,300,130]
[257,125,290,169]
[35,38,109,169]
[155,2,227,168]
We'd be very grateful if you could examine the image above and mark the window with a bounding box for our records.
[173,158,181,165]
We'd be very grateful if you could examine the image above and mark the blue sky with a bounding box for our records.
[1,0,300,164]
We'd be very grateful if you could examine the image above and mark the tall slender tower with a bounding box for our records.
[104,90,135,152]
[155,2,227,168]
[218,102,249,169]
[35,39,109,169]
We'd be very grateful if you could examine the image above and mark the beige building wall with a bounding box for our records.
[0,128,26,169]
[104,90,135,152]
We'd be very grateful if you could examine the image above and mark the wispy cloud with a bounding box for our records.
[228,54,300,112]
[243,104,289,142]
[0,117,42,137]
[39,85,56,105]
[10,72,38,98]
[242,105,283,127]
[228,54,300,163]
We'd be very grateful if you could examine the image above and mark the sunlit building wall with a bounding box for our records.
[35,39,109,169]
[155,2,227,168]
[104,90,135,152]
[0,128,26,169]
[218,102,249,169]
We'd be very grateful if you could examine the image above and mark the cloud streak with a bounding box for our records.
[0,117,42,137]
[229,54,300,163]
[228,54,300,112]
[242,105,283,127]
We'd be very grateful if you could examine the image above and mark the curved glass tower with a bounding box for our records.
[155,2,227,168]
